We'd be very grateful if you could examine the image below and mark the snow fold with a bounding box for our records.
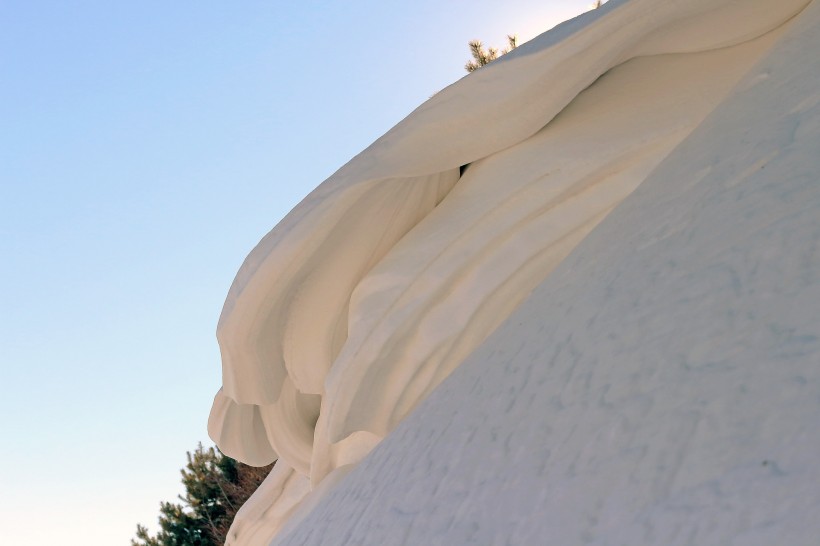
[208,0,812,543]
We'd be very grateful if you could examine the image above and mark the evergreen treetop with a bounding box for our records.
[465,34,518,72]
[133,444,274,546]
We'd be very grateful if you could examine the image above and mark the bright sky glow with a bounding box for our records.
[0,1,591,544]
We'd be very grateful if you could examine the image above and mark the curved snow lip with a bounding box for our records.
[208,0,811,529]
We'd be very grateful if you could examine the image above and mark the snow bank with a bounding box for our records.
[209,0,818,543]
[275,2,820,543]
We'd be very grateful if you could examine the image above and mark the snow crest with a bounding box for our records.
[208,0,814,543]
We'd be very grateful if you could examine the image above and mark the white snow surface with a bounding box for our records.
[210,0,820,544]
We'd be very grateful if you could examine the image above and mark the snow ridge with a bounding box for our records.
[208,0,817,543]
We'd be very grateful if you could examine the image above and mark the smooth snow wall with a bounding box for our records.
[273,0,820,543]
[208,0,816,543]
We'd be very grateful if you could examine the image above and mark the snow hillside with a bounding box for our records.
[209,0,820,543]
[273,3,820,544]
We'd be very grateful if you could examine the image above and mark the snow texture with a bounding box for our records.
[210,0,820,543]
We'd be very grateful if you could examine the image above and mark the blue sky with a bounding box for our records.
[0,1,591,543]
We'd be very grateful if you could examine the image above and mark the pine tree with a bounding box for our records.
[465,34,517,72]
[465,2,608,74]
[134,444,274,546]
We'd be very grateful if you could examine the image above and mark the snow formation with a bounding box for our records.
[209,0,820,543]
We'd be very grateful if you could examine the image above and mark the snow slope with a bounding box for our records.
[209,0,820,543]
[272,3,820,544]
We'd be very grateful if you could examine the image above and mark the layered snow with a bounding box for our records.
[209,0,820,543]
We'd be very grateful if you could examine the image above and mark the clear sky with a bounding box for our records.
[0,1,592,544]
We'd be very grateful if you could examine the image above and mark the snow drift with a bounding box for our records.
[208,0,820,543]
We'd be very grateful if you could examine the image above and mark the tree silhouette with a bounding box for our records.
[465,34,518,72]
[133,444,274,546]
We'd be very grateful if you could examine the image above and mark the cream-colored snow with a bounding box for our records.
[208,0,817,544]
[273,1,820,541]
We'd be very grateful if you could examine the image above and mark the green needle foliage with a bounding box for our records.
[465,2,609,73]
[133,444,274,546]
[465,34,518,72]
